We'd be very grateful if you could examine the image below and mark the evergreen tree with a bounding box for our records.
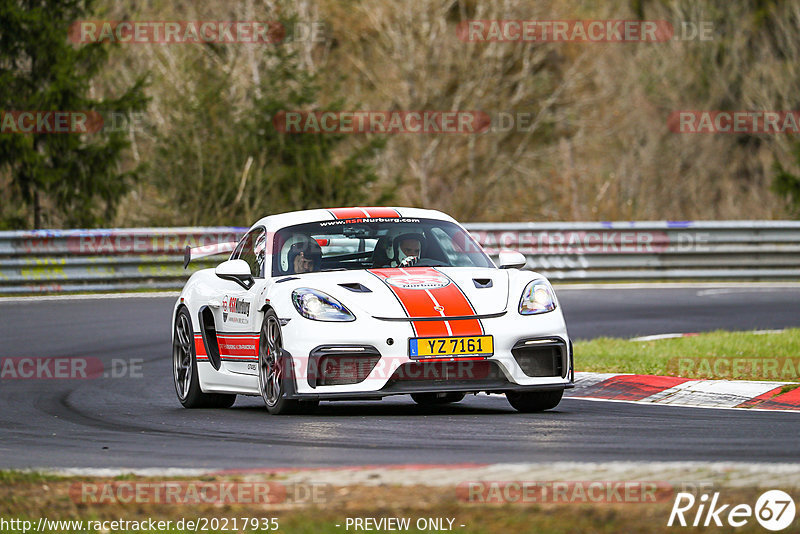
[774,147,800,218]
[153,32,392,226]
[0,0,147,229]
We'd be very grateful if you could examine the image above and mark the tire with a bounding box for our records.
[411,392,466,405]
[173,307,236,409]
[506,389,563,413]
[258,309,318,415]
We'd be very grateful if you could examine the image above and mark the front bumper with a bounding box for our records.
[280,308,573,398]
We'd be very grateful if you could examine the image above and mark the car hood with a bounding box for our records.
[288,266,510,319]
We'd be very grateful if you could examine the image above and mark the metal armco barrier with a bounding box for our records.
[0,221,798,293]
[465,220,800,281]
[0,228,247,294]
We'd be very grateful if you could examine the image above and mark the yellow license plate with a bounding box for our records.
[409,335,493,359]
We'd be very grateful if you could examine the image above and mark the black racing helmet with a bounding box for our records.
[287,239,322,273]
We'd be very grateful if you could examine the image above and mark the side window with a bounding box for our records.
[235,228,266,278]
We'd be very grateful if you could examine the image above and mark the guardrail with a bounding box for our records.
[0,228,247,294]
[464,220,800,281]
[0,221,798,293]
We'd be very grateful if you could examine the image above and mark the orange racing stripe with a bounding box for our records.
[217,334,259,360]
[362,207,400,218]
[328,207,368,219]
[195,333,260,361]
[368,267,483,337]
[328,207,400,219]
[194,334,207,360]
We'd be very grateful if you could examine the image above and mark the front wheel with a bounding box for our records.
[173,307,236,409]
[506,389,563,413]
[258,309,318,415]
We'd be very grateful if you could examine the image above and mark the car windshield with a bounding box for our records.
[271,217,494,276]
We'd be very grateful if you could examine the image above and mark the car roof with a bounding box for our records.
[249,207,458,232]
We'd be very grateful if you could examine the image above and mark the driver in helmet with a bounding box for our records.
[393,233,425,267]
[287,239,322,274]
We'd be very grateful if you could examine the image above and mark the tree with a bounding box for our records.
[774,147,800,218]
[0,0,147,229]
[247,46,393,215]
[150,19,392,226]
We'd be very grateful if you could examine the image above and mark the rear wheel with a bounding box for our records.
[506,389,563,413]
[173,307,236,408]
[258,309,318,415]
[411,392,466,405]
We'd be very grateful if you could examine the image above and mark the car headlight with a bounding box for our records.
[518,279,556,315]
[292,288,355,322]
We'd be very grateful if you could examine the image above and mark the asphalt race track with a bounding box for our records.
[1,285,799,469]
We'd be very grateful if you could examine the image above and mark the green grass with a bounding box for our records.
[0,471,65,484]
[1,474,796,534]
[574,328,800,381]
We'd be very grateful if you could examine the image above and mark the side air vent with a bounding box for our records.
[473,278,493,288]
[339,282,372,293]
[276,276,300,283]
[198,306,221,370]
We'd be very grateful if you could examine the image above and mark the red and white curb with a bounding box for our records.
[568,372,800,411]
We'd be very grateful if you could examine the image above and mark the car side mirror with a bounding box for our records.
[215,259,255,289]
[498,251,527,269]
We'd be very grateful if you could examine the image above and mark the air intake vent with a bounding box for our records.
[308,345,381,387]
[511,338,567,378]
[473,278,493,288]
[339,283,372,293]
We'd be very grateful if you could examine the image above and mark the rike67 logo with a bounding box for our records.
[668,490,796,531]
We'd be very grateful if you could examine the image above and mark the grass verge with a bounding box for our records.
[0,474,792,534]
[574,328,800,381]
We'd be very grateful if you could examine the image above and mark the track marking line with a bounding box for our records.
[630,329,785,342]
[0,291,179,303]
[555,282,800,291]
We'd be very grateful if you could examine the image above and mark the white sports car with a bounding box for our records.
[173,207,573,414]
